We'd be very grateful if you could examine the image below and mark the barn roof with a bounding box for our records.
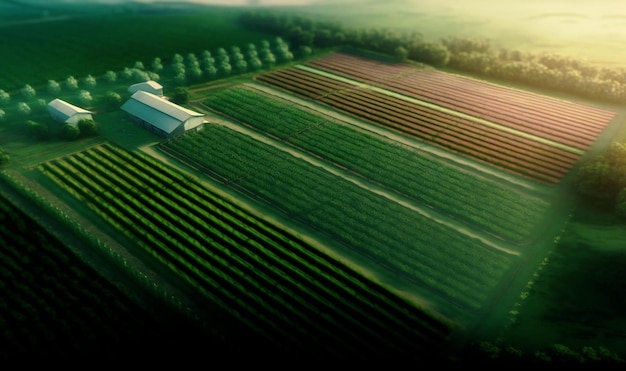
[128,80,163,93]
[47,98,92,119]
[121,90,203,134]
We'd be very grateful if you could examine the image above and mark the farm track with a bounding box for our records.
[188,99,521,256]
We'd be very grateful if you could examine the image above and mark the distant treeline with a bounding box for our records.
[238,10,626,104]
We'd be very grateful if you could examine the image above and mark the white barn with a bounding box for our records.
[128,80,163,97]
[121,90,205,139]
[47,99,93,125]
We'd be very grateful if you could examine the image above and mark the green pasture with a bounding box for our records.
[0,6,272,92]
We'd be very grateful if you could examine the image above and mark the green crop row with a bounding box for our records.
[113,143,451,339]
[38,143,451,357]
[165,124,520,311]
[202,86,552,244]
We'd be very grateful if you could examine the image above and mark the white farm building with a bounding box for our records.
[128,80,164,96]
[121,90,205,139]
[47,99,93,125]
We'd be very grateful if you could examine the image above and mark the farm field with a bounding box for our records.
[33,142,453,359]
[0,184,216,361]
[1,2,625,361]
[197,85,553,245]
[254,52,618,185]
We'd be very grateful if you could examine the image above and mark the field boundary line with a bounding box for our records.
[295,64,585,156]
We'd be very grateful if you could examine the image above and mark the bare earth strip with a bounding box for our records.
[294,64,585,156]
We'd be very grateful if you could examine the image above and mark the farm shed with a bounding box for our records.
[128,80,164,96]
[46,99,93,125]
[121,90,205,139]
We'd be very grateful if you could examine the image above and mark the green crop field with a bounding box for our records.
[34,142,453,359]
[1,0,626,364]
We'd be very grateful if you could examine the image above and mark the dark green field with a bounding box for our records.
[0,3,273,92]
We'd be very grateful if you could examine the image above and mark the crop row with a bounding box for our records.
[0,193,174,358]
[304,52,616,149]
[254,67,573,184]
[164,124,519,312]
[37,143,451,358]
[202,86,552,244]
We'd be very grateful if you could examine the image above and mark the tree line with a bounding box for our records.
[238,10,626,104]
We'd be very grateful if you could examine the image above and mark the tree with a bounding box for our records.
[78,90,93,106]
[248,57,262,71]
[235,59,248,74]
[131,68,149,82]
[394,46,408,62]
[172,53,184,64]
[147,71,160,81]
[21,84,36,100]
[47,80,61,95]
[0,89,9,107]
[66,76,79,90]
[26,119,48,139]
[35,98,47,111]
[61,123,80,140]
[78,118,98,137]
[204,64,218,80]
[17,102,31,116]
[0,147,8,166]
[219,61,232,77]
[102,91,122,110]
[297,45,312,59]
[104,70,117,83]
[83,74,97,89]
[152,57,163,73]
[263,52,276,69]
[616,188,626,218]
[170,87,189,105]
[121,67,133,80]
[134,61,145,70]
[0,109,5,121]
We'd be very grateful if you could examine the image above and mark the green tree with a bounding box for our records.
[78,90,93,106]
[21,84,36,100]
[152,57,163,73]
[0,89,10,107]
[394,45,408,62]
[170,87,189,105]
[616,188,626,218]
[575,158,614,206]
[66,76,78,90]
[17,102,31,116]
[78,118,98,137]
[102,91,122,110]
[83,74,97,89]
[0,147,8,166]
[104,70,117,83]
[26,120,48,140]
[61,124,80,141]
[47,80,61,95]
